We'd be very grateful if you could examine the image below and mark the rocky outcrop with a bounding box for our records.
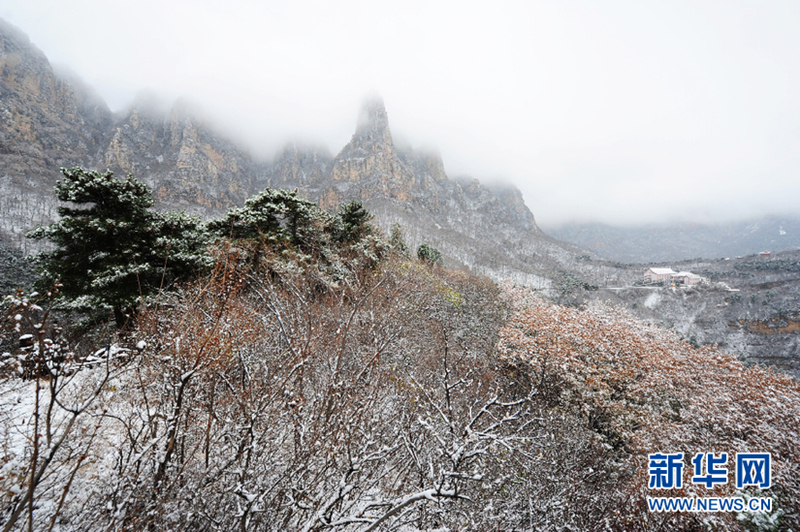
[100,98,258,214]
[262,144,332,192]
[0,19,113,251]
[327,97,417,204]
[0,19,267,254]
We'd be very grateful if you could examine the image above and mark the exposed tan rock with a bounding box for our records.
[741,316,800,334]
[97,98,258,214]
[0,19,112,249]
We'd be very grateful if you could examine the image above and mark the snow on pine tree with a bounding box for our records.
[27,167,211,327]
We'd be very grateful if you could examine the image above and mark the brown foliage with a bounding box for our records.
[499,285,800,530]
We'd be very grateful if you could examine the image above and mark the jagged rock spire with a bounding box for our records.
[327,95,419,204]
[355,96,392,144]
[333,95,402,180]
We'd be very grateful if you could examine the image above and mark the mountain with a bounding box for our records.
[573,250,800,377]
[548,218,800,263]
[0,19,586,290]
[0,20,262,255]
[0,18,113,252]
[100,95,259,214]
[265,96,583,288]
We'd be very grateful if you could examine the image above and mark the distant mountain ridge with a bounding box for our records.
[548,219,800,263]
[0,19,581,288]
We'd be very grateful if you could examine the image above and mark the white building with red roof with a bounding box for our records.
[644,267,677,283]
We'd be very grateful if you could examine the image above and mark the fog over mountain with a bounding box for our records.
[3,12,800,529]
[0,19,578,292]
[2,0,799,228]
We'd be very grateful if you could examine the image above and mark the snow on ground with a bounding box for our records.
[644,290,661,309]
[0,379,37,492]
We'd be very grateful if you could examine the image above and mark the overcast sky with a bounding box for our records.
[3,0,799,227]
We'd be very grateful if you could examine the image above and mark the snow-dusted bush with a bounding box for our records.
[4,234,799,531]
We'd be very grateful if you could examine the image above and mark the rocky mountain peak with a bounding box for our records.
[330,96,414,199]
[354,96,392,144]
[338,95,396,162]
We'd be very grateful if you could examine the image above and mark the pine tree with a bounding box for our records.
[389,223,410,257]
[208,188,326,251]
[417,242,442,265]
[27,167,211,327]
[334,200,372,243]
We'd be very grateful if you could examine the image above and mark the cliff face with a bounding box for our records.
[328,97,417,204]
[0,20,111,169]
[100,99,257,214]
[263,144,333,193]
[0,20,260,252]
[327,98,497,211]
[0,19,113,250]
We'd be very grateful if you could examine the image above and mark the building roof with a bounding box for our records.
[648,268,676,275]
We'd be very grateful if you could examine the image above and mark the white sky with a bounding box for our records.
[3,0,799,227]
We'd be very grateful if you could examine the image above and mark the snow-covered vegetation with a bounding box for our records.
[2,172,799,531]
[499,287,800,530]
